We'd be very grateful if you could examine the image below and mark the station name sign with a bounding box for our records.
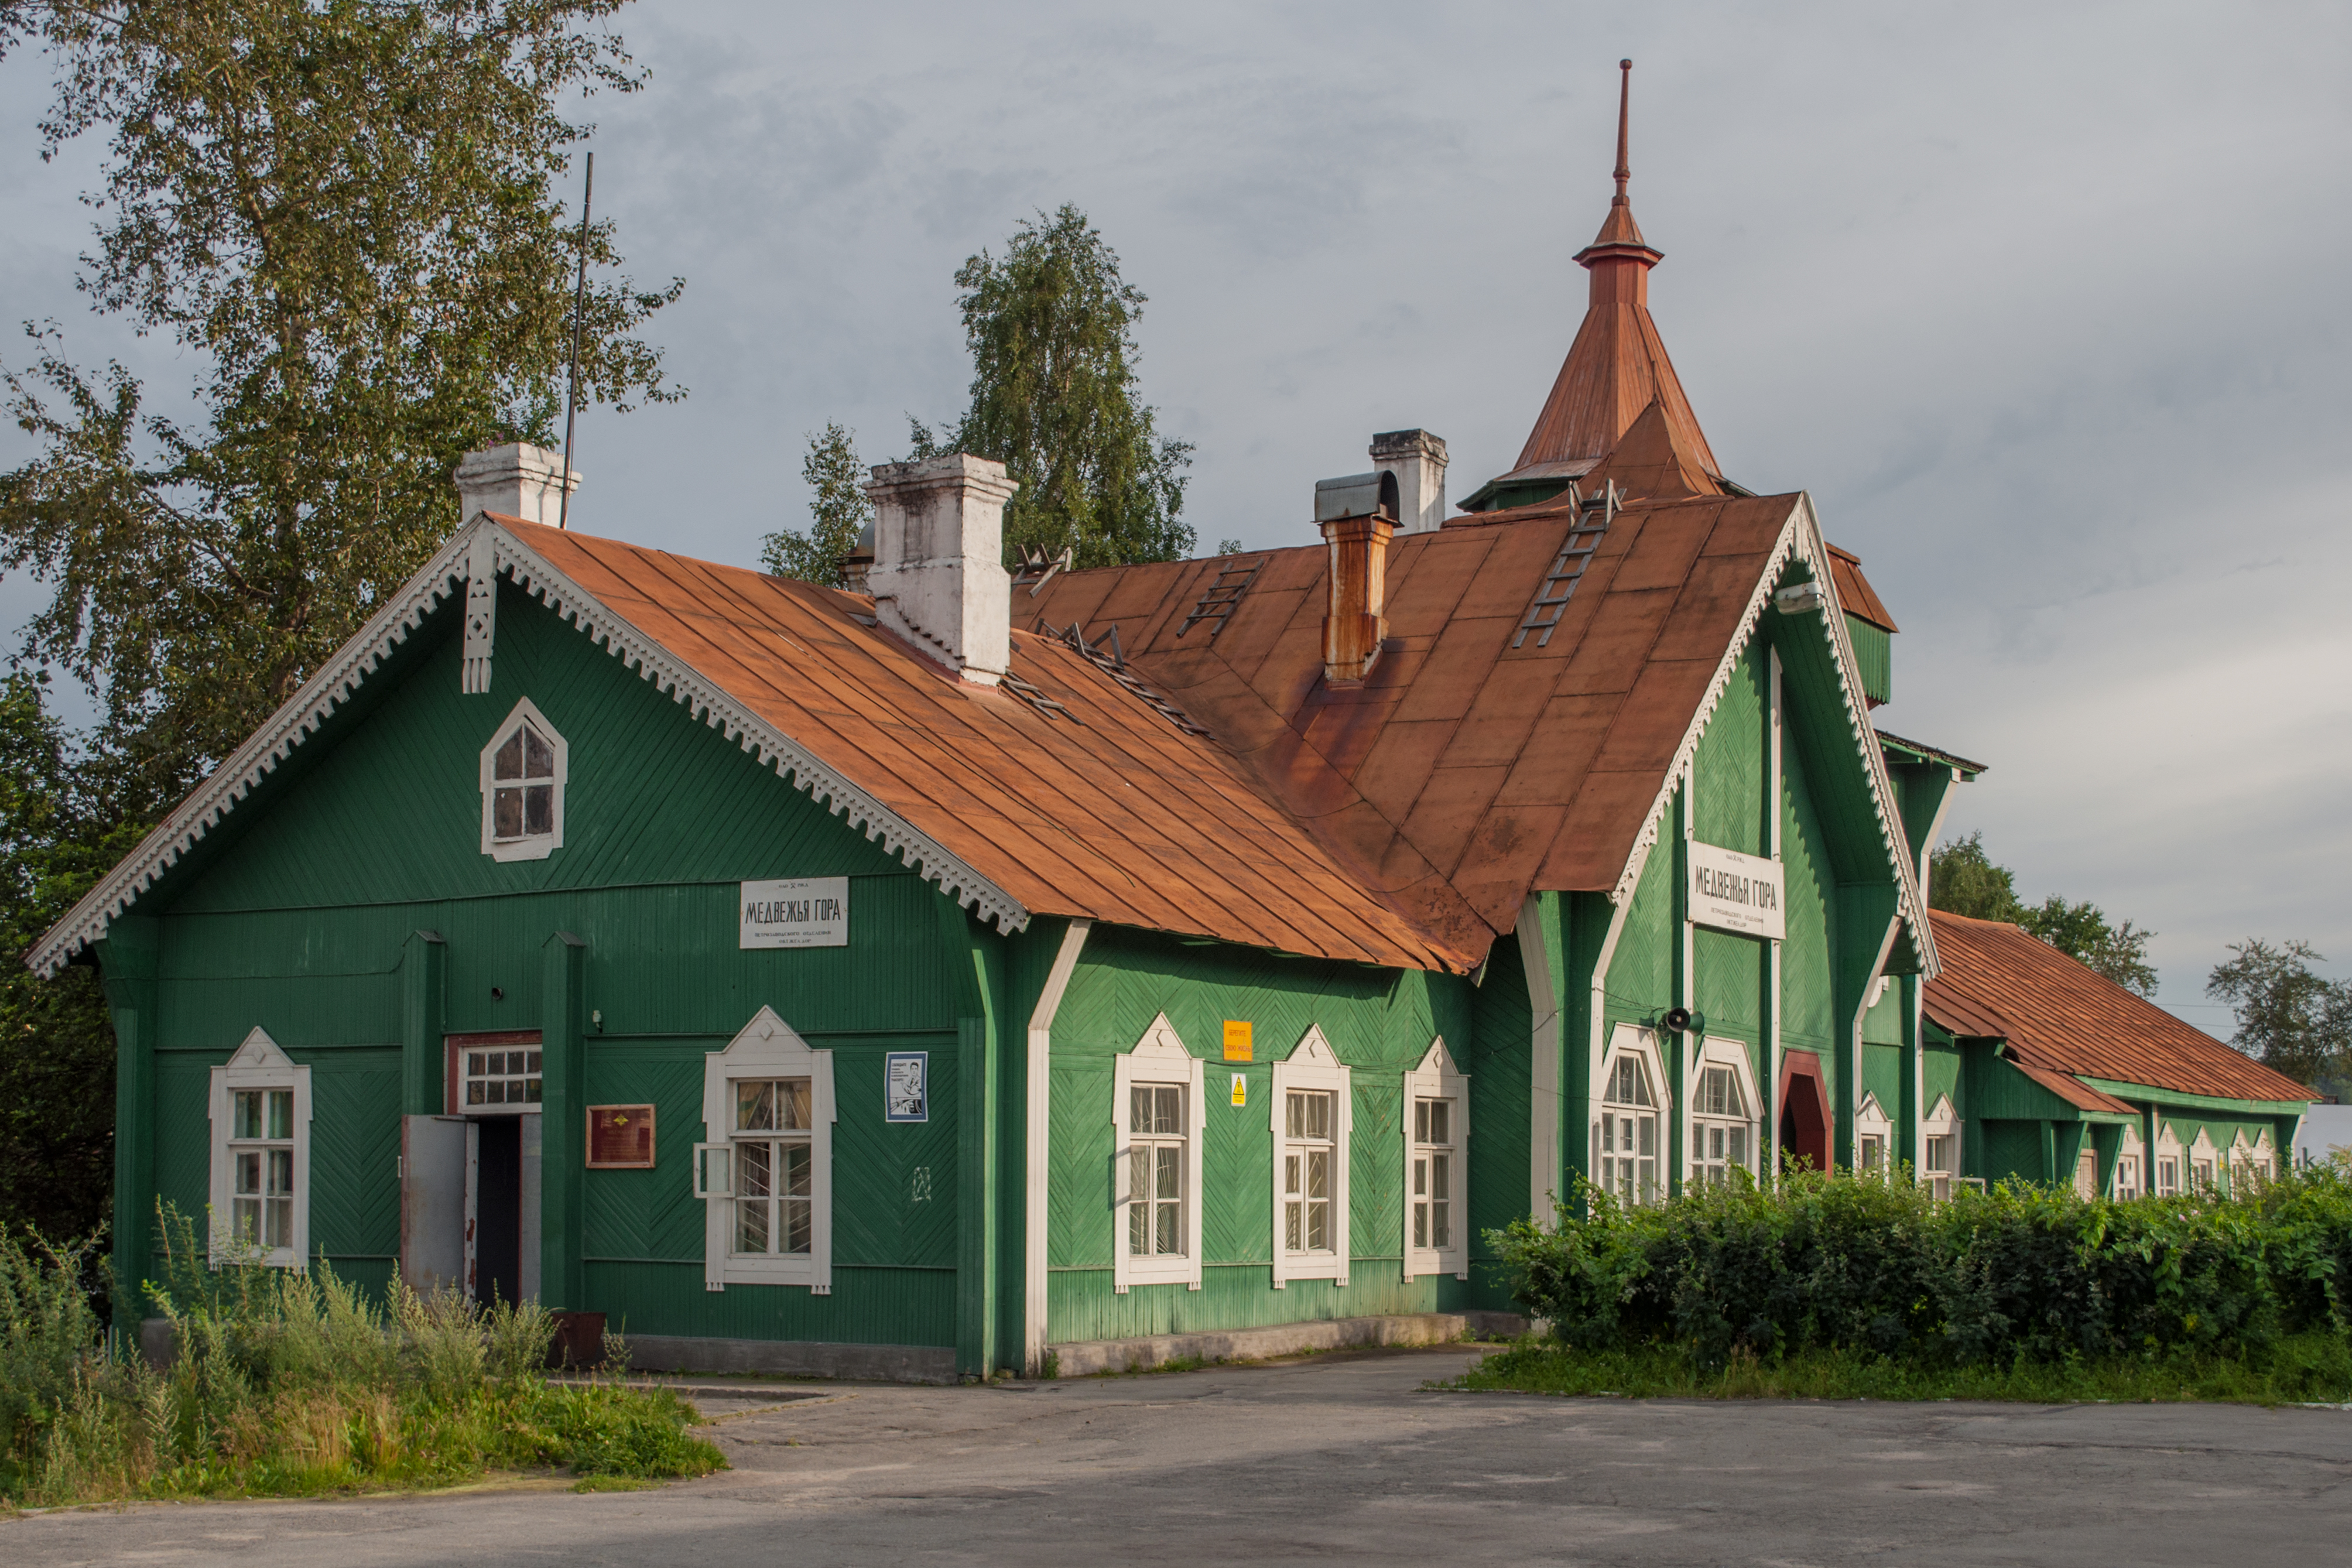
[740,877,849,949]
[1687,842,1785,941]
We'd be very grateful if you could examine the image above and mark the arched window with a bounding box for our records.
[1856,1094,1893,1179]
[479,698,567,861]
[694,1007,834,1293]
[1690,1041,1759,1188]
[2114,1124,2144,1199]
[1402,1037,1470,1282]
[1594,1034,1664,1207]
[1269,1025,1351,1288]
[2154,1123,2184,1195]
[208,1028,311,1269]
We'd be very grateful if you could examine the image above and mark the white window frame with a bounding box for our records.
[2154,1123,2184,1196]
[207,1028,312,1269]
[1920,1094,1960,1200]
[1687,1038,1761,1189]
[478,696,569,862]
[1856,1093,1894,1180]
[1269,1025,1351,1288]
[1403,1036,1470,1282]
[1113,1013,1204,1293]
[2189,1128,2219,1192]
[1592,1025,1670,1207]
[695,1006,834,1293]
[2114,1124,2145,1199]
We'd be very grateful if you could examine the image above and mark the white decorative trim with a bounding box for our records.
[1600,499,1937,981]
[1269,1025,1351,1289]
[461,532,498,694]
[1402,1036,1470,1282]
[2114,1122,2145,1198]
[29,518,1031,975]
[1593,1022,1672,1207]
[1023,919,1092,1374]
[1112,1013,1205,1294]
[699,1006,835,1293]
[207,1028,312,1269]
[477,696,568,862]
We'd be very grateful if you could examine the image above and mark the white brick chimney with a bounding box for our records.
[862,454,1018,685]
[454,443,579,526]
[1369,430,1449,533]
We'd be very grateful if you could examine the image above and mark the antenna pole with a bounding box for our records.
[559,150,594,531]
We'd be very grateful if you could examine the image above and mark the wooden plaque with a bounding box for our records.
[586,1104,656,1169]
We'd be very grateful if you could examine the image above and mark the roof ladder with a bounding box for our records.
[1512,481,1620,650]
[1178,554,1269,639]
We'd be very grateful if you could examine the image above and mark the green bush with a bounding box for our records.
[1489,1165,2352,1370]
[0,1206,724,1504]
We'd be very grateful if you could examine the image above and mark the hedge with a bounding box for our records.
[1488,1165,2352,1368]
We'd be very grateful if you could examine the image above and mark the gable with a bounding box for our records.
[165,580,922,916]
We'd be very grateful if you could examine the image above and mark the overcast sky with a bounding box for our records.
[2,1,2347,1021]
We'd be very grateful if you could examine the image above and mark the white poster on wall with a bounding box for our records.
[740,877,850,949]
[1687,843,1785,940]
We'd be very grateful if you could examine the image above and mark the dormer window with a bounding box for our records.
[479,698,567,861]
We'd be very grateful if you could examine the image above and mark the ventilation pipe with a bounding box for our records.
[454,443,578,526]
[1314,470,1398,684]
[863,454,1017,685]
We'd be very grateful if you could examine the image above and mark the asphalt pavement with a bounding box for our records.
[10,1346,2352,1566]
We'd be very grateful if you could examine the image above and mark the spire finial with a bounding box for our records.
[1612,59,1632,207]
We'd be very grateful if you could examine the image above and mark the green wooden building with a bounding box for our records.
[39,132,2308,1384]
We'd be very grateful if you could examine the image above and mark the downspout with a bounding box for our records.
[1518,900,1562,1225]
[1023,919,1092,1376]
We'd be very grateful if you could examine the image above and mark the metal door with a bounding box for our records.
[399,1114,468,1295]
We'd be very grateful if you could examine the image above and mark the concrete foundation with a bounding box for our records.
[622,1334,958,1385]
[1045,1310,1527,1377]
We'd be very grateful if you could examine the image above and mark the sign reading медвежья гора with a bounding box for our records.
[740,877,848,949]
[1686,841,1784,941]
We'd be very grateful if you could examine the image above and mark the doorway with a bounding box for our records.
[473,1117,522,1307]
[1776,1051,1831,1174]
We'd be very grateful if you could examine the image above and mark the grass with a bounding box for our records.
[1440,1333,2352,1406]
[1,1210,726,1507]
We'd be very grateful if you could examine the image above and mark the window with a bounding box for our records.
[2156,1155,2180,1196]
[1269,1025,1351,1287]
[457,1040,542,1111]
[1856,1093,1893,1180]
[1690,1043,1759,1189]
[1403,1037,1470,1282]
[231,1089,295,1250]
[2229,1134,2272,1194]
[2074,1147,2099,1199]
[208,1028,311,1268]
[1131,1084,1189,1259]
[1920,1094,1959,1200]
[696,1007,833,1292]
[2114,1125,2144,1199]
[2189,1129,2219,1193]
[1413,1099,1453,1251]
[1595,1044,1663,1207]
[478,697,567,861]
[1114,1014,1204,1293]
[734,1078,814,1257]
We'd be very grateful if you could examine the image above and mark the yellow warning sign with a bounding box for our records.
[1223,1020,1253,1062]
[1230,1073,1247,1107]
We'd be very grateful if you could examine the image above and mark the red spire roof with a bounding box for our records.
[1509,61,1722,483]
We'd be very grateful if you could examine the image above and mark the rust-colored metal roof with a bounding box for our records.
[1828,546,1898,633]
[507,520,1464,972]
[1029,489,1833,960]
[1926,911,2313,1104]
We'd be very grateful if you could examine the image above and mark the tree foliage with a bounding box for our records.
[0,675,141,1244]
[0,0,682,804]
[760,423,870,587]
[1927,831,2157,998]
[2206,939,2352,1090]
[924,204,1192,568]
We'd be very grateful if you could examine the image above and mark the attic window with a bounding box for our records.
[479,698,567,861]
